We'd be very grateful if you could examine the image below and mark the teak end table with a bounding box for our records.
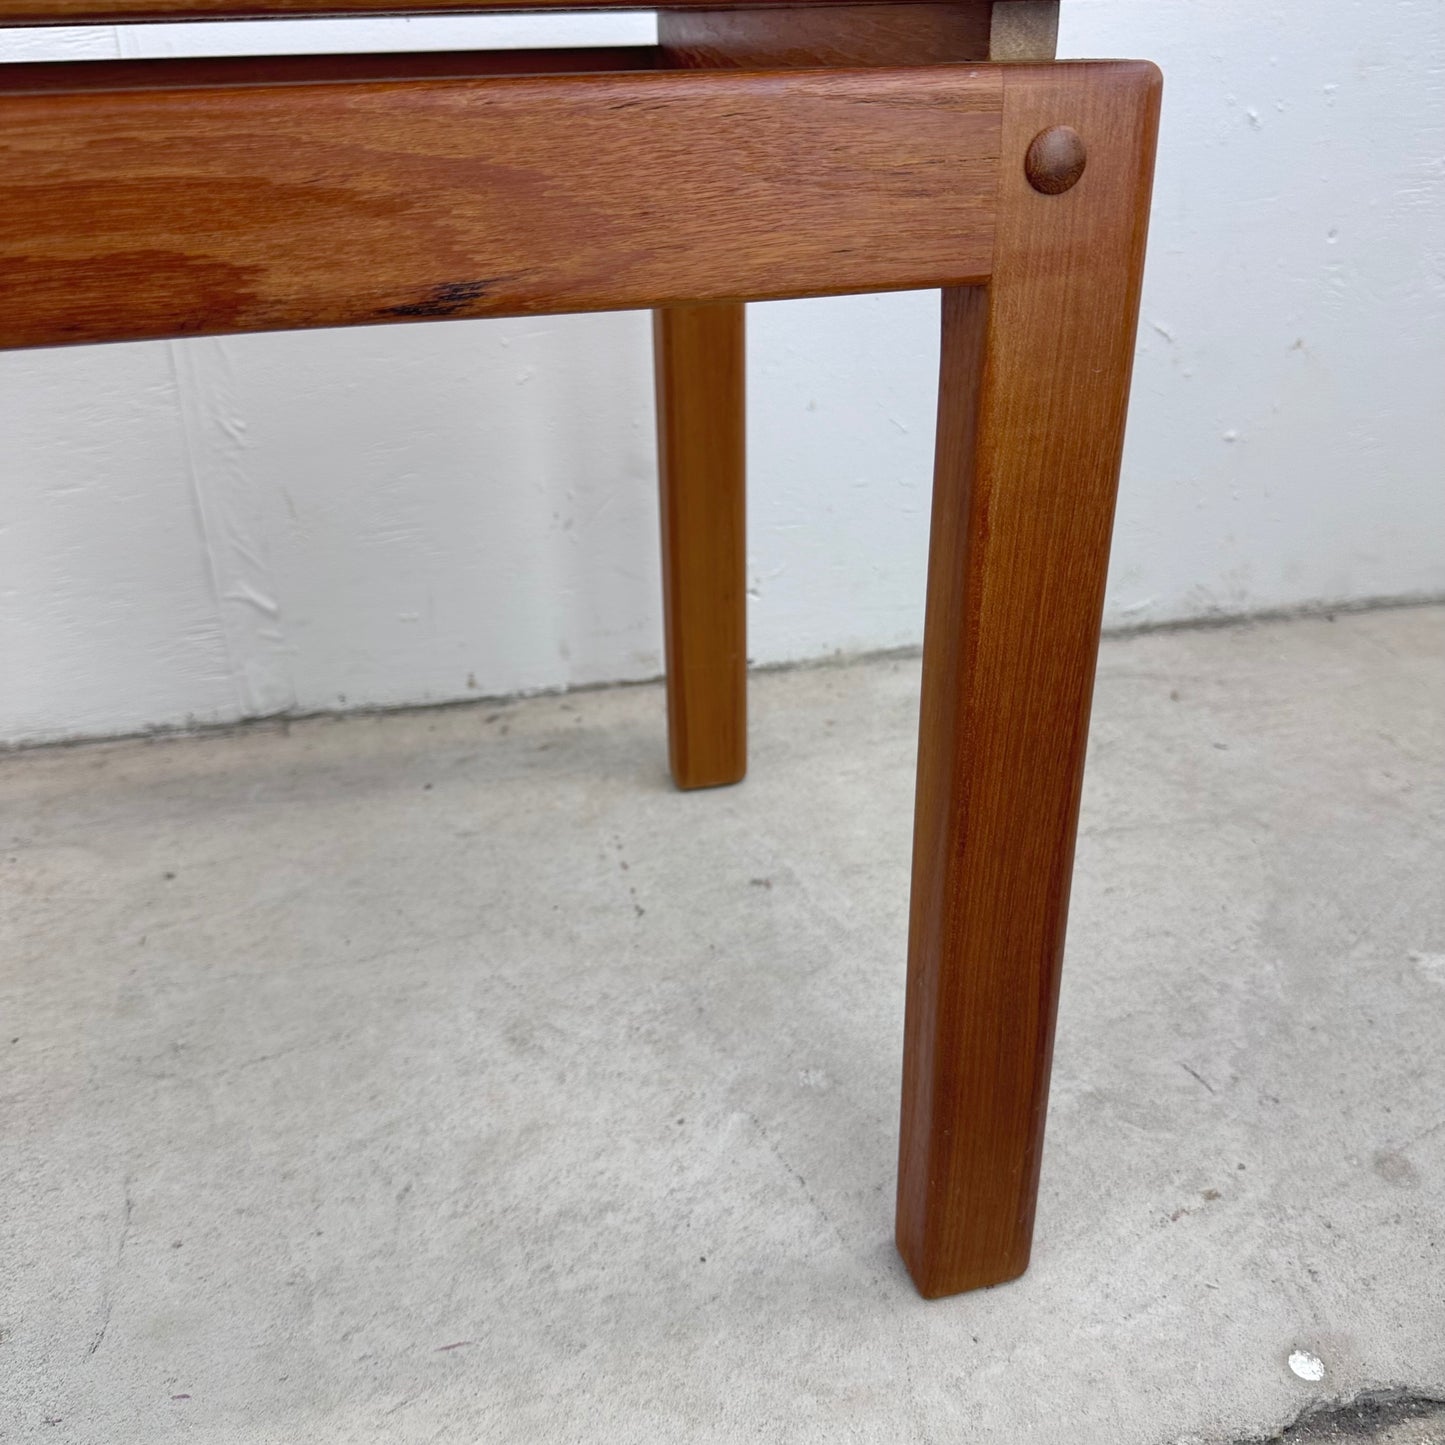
[0,0,1161,1299]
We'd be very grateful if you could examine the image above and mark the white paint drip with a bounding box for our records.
[1288,1350,1326,1382]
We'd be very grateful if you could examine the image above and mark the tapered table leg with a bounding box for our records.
[897,64,1162,1298]
[653,301,747,790]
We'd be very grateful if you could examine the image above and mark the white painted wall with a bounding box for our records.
[3,0,1442,745]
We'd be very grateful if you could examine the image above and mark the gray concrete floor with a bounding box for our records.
[3,605,1443,1444]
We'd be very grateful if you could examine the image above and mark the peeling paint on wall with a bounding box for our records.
[170,339,297,719]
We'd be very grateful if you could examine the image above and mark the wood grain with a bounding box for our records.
[896,60,1161,1298]
[649,22,752,794]
[0,48,658,94]
[656,3,991,70]
[654,304,748,789]
[0,64,1002,351]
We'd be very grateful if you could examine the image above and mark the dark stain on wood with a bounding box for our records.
[381,279,498,317]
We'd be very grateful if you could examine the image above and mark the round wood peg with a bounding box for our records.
[1024,125,1087,195]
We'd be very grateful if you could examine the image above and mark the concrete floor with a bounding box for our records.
[3,605,1443,1444]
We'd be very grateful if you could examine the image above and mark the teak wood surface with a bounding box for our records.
[0,65,1003,350]
[896,63,1161,1297]
[657,2,993,69]
[0,52,1160,1298]
[653,303,747,788]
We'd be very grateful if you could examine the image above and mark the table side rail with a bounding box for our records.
[0,61,1006,349]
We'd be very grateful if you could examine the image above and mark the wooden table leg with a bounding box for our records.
[896,64,1161,1298]
[2,44,1160,1295]
[653,301,748,790]
[652,0,1001,798]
